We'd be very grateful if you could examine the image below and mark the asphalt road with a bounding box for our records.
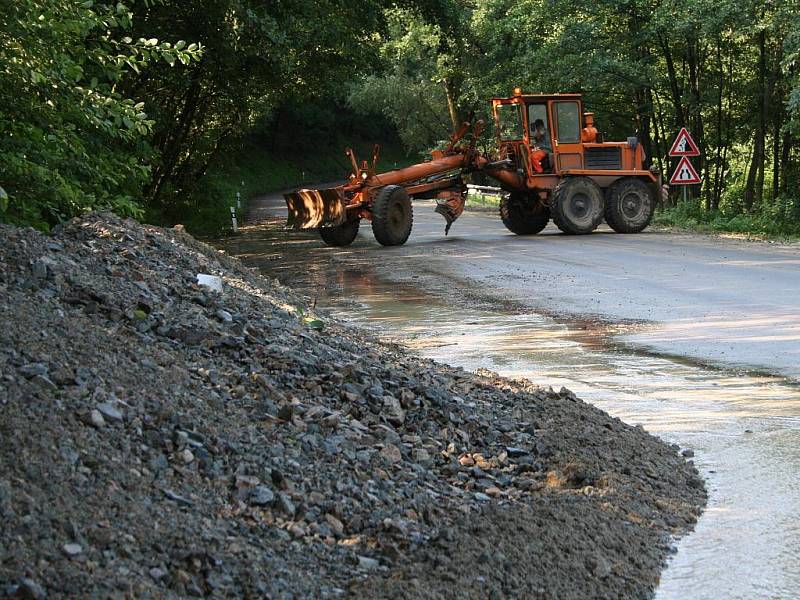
[252,193,800,380]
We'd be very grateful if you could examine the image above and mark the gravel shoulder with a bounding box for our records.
[1,213,705,599]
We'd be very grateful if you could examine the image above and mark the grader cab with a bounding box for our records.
[488,90,660,235]
[283,89,661,246]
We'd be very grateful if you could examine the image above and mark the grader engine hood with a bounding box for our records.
[284,187,347,229]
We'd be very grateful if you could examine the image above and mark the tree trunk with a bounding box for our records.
[659,34,687,128]
[646,87,665,180]
[653,90,674,206]
[773,108,781,201]
[148,65,205,207]
[781,64,796,194]
[743,30,767,212]
[780,128,792,194]
[771,45,785,200]
[442,78,460,133]
[711,37,724,211]
[716,47,736,211]
[755,38,780,206]
[634,87,652,168]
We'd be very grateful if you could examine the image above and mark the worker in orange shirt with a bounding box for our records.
[530,118,549,174]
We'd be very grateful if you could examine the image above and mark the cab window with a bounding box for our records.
[496,104,523,140]
[556,102,580,143]
[527,103,551,151]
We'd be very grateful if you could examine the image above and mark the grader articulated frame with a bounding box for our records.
[284,120,490,247]
[284,89,662,247]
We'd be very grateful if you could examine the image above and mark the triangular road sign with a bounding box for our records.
[670,156,701,185]
[669,127,700,157]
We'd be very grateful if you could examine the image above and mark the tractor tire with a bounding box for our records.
[551,177,604,234]
[604,178,655,233]
[371,185,413,246]
[319,219,359,247]
[500,192,550,235]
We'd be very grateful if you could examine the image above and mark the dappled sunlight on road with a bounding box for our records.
[711,257,800,267]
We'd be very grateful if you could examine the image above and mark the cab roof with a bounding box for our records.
[492,92,582,103]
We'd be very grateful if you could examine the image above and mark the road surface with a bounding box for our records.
[246,193,800,380]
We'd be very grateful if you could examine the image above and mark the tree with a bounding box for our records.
[348,8,456,153]
[125,0,392,219]
[0,0,199,228]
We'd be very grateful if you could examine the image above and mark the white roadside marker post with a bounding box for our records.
[230,206,238,233]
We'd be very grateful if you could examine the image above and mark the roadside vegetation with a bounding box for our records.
[2,0,800,236]
[465,191,502,210]
[653,201,800,239]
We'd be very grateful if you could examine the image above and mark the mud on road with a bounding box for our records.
[0,213,704,599]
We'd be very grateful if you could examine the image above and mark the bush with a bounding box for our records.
[655,198,800,239]
[0,0,200,230]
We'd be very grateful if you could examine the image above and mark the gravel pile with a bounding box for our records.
[0,213,705,599]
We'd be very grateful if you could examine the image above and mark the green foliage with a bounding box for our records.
[0,0,408,233]
[128,0,395,214]
[655,198,800,239]
[0,0,200,228]
[348,9,453,153]
[466,192,501,209]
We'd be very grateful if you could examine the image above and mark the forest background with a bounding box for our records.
[2,0,800,236]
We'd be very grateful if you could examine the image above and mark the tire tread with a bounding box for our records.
[319,219,359,246]
[551,177,604,234]
[372,185,413,246]
[500,192,550,235]
[604,178,655,233]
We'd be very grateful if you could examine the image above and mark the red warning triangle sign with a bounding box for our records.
[670,156,701,185]
[669,127,700,157]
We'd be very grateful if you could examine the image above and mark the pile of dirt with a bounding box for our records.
[0,213,705,599]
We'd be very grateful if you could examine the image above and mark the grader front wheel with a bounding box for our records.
[500,192,550,235]
[372,185,413,246]
[319,219,360,247]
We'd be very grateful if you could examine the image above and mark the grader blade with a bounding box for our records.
[434,190,466,236]
[284,188,347,229]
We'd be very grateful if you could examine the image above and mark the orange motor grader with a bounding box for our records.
[284,89,661,246]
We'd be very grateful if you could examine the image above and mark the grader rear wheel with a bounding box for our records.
[372,185,413,246]
[319,219,360,247]
[500,192,550,235]
[604,178,655,233]
[551,177,604,234]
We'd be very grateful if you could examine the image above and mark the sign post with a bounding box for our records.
[668,128,701,203]
[669,127,700,203]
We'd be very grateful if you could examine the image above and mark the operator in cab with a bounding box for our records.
[530,118,550,174]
